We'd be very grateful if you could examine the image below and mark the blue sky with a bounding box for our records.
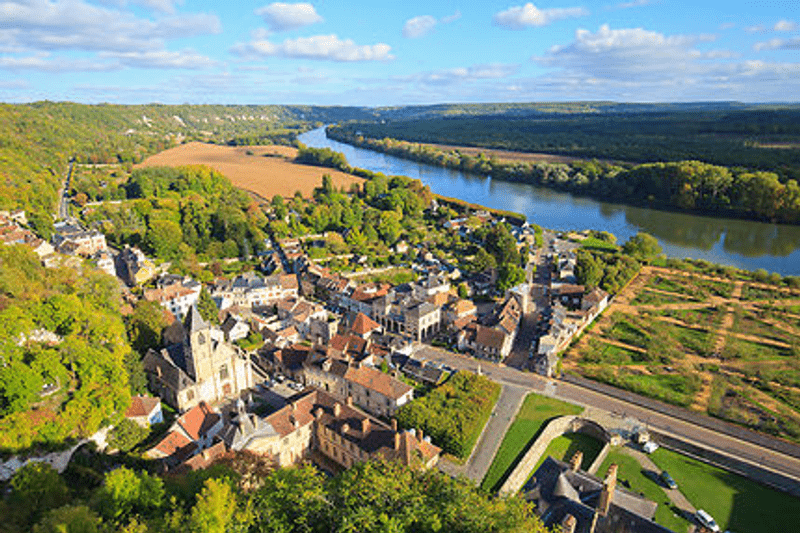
[1,0,798,105]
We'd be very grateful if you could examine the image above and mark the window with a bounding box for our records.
[219,365,229,381]
[186,390,195,401]
[198,333,206,345]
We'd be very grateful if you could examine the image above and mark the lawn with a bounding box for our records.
[480,393,582,492]
[597,448,691,533]
[649,447,800,533]
[630,289,691,306]
[531,432,605,475]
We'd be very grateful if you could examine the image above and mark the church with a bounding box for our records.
[143,306,254,411]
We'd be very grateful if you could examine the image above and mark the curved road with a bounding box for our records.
[415,345,800,484]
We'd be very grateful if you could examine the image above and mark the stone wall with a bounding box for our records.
[498,416,611,495]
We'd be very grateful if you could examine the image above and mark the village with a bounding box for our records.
[0,201,607,475]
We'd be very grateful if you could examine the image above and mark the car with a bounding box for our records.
[660,470,677,490]
[695,509,720,532]
[642,441,659,454]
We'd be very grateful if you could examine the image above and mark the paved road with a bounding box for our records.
[465,384,527,482]
[414,345,800,484]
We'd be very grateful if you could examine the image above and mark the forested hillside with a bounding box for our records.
[0,102,374,237]
[0,245,132,453]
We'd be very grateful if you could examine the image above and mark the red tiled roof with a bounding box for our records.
[179,441,228,472]
[176,402,220,441]
[351,313,380,336]
[124,396,160,418]
[154,430,196,459]
[344,364,413,401]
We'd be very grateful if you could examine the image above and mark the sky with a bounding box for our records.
[0,0,798,105]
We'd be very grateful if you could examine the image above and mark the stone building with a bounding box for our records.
[143,306,254,411]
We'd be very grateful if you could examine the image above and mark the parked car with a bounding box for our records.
[696,510,720,532]
[642,441,659,454]
[660,470,677,490]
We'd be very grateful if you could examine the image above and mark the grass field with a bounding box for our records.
[649,448,800,533]
[531,432,605,475]
[597,449,691,533]
[138,142,363,199]
[480,393,582,492]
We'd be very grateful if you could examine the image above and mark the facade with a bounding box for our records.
[211,272,298,310]
[143,306,254,411]
[52,221,107,257]
[371,284,442,342]
[238,388,439,470]
[143,276,202,321]
[118,246,157,286]
[304,359,413,418]
[124,395,163,427]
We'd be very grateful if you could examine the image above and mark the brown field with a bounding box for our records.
[137,142,363,200]
[422,142,595,165]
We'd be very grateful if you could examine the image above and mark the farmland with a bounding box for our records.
[137,142,363,200]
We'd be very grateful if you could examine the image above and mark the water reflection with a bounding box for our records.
[299,128,800,274]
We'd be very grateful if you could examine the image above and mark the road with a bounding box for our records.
[57,159,74,221]
[414,344,800,484]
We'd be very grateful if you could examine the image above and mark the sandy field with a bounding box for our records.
[137,142,363,200]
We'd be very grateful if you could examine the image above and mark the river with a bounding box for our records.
[298,127,800,275]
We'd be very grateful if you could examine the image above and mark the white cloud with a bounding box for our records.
[254,2,322,32]
[399,63,519,86]
[754,36,800,51]
[403,15,437,38]
[233,34,393,62]
[103,50,217,69]
[493,3,589,29]
[534,24,714,79]
[0,0,221,53]
[0,53,119,72]
[402,11,462,39]
[774,19,797,32]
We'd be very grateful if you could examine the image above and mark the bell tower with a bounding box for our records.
[184,305,213,381]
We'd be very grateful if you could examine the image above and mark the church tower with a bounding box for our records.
[183,305,214,382]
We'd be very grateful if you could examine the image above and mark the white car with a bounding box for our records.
[696,509,720,532]
[642,441,659,454]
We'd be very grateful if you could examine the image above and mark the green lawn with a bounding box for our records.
[480,393,582,492]
[597,448,691,533]
[531,432,605,477]
[649,447,800,533]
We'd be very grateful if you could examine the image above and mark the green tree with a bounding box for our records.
[145,219,183,260]
[127,300,169,354]
[98,467,164,524]
[197,288,219,325]
[622,232,662,262]
[10,462,70,526]
[32,505,101,533]
[188,478,244,533]
[498,264,526,292]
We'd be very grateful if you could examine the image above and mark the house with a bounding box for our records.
[221,314,251,343]
[338,282,391,316]
[210,272,298,310]
[142,306,254,411]
[124,395,163,428]
[143,275,202,321]
[52,220,107,257]
[91,249,116,277]
[371,283,443,342]
[350,312,382,339]
[523,456,674,533]
[444,298,477,328]
[117,245,156,286]
[147,401,224,466]
[237,388,439,470]
[304,358,414,418]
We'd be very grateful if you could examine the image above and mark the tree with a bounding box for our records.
[127,300,169,354]
[32,505,101,533]
[145,219,183,260]
[107,418,149,453]
[10,462,70,526]
[197,288,219,325]
[99,466,164,524]
[188,478,244,533]
[498,264,525,292]
[622,232,662,261]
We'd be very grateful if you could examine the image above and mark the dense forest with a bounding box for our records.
[1,455,545,533]
[0,245,133,453]
[327,123,800,225]
[81,165,269,265]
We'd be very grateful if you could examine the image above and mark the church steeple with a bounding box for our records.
[184,305,209,334]
[183,305,212,381]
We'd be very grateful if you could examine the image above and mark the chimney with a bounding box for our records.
[391,418,398,431]
[417,428,423,443]
[362,418,370,434]
[333,402,341,417]
[314,407,323,420]
[345,395,353,407]
[597,464,618,517]
[342,422,350,434]
[290,415,299,429]
[394,432,400,450]
[202,449,209,461]
[561,514,577,533]
[569,451,583,472]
